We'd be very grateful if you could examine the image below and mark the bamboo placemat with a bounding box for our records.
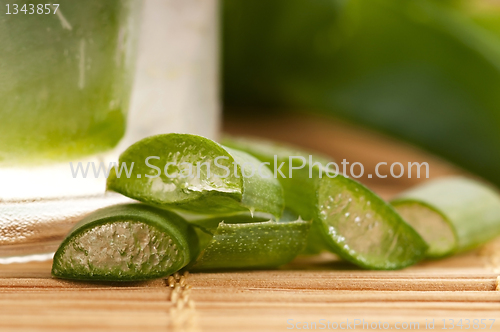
[0,246,499,331]
[1,114,499,331]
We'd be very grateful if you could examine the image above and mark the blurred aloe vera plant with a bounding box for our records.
[223,0,500,185]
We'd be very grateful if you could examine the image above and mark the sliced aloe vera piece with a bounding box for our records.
[52,204,198,281]
[391,202,455,258]
[221,137,332,218]
[223,136,427,269]
[190,218,311,271]
[107,134,284,219]
[317,176,427,269]
[392,177,500,257]
[222,136,332,255]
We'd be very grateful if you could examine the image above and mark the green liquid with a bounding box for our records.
[0,0,139,165]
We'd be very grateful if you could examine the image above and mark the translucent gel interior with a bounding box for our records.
[53,221,180,278]
[394,202,456,257]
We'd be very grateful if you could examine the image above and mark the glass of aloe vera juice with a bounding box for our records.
[0,0,138,164]
[0,0,220,260]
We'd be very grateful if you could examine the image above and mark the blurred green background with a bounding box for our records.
[222,0,500,186]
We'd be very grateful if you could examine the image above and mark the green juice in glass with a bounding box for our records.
[0,0,139,165]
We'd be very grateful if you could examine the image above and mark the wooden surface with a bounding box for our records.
[1,250,500,332]
[1,114,499,331]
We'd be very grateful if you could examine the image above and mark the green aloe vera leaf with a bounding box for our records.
[106,134,284,219]
[52,204,198,281]
[391,177,500,257]
[222,136,333,255]
[317,175,427,269]
[222,136,331,218]
[223,136,428,269]
[223,0,500,187]
[390,202,455,258]
[189,218,311,271]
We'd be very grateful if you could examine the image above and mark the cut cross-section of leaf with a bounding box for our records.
[106,134,284,219]
[52,204,198,281]
[317,175,427,269]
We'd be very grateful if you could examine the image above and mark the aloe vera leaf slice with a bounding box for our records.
[391,201,456,258]
[51,204,198,281]
[317,175,427,269]
[391,177,500,256]
[222,136,331,219]
[222,136,333,254]
[106,134,284,219]
[189,218,311,271]
[223,136,428,269]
